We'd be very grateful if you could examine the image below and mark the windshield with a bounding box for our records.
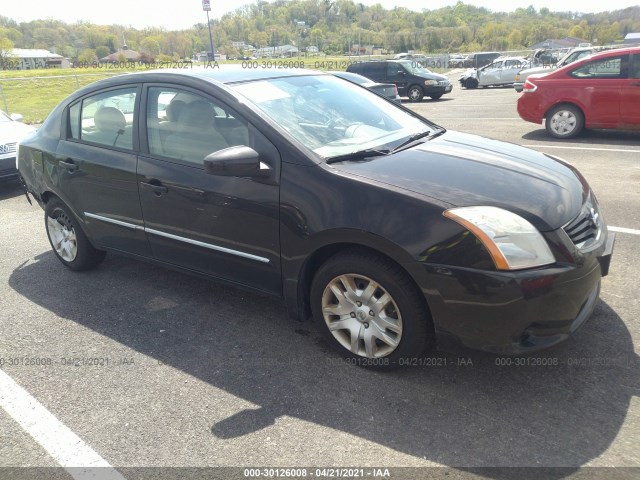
[400,61,433,75]
[231,74,434,159]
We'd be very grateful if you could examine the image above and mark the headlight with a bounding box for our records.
[443,206,555,270]
[424,80,438,86]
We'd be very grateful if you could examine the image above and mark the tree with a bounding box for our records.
[0,37,15,70]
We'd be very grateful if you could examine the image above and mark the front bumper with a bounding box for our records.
[0,155,18,181]
[419,228,615,355]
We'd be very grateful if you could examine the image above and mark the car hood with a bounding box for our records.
[329,131,587,231]
[519,65,558,76]
[459,68,477,79]
[0,121,37,145]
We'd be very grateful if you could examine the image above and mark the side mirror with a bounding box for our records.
[10,113,24,122]
[204,145,271,178]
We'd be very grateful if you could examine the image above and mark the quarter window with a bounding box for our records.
[146,87,249,166]
[76,88,137,149]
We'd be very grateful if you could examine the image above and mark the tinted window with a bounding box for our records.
[80,88,136,149]
[146,87,249,166]
[570,56,627,79]
[631,54,640,79]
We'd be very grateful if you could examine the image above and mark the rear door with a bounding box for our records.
[137,84,282,295]
[55,85,151,257]
[621,53,640,126]
[386,62,409,95]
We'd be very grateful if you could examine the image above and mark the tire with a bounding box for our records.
[407,85,424,102]
[310,250,433,369]
[45,198,106,271]
[464,78,478,89]
[429,93,443,100]
[545,104,584,139]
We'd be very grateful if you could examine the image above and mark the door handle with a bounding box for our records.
[59,158,78,172]
[141,181,168,195]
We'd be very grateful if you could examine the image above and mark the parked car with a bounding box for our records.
[18,67,614,367]
[513,47,601,92]
[462,52,501,68]
[448,54,466,68]
[0,110,36,182]
[347,60,452,101]
[517,46,640,138]
[329,71,401,103]
[459,57,529,89]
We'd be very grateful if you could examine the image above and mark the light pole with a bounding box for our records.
[202,0,216,60]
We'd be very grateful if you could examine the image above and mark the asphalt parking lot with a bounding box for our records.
[1,72,639,480]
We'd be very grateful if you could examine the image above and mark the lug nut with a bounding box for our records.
[363,323,369,329]
[369,310,375,316]
[350,312,356,318]
[356,301,362,307]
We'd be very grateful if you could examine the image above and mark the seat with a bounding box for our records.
[164,100,229,163]
[83,107,131,148]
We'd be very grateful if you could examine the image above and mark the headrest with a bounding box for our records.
[94,107,126,131]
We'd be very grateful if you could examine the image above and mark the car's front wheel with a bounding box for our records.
[545,104,584,139]
[464,78,478,89]
[310,250,432,369]
[407,85,424,102]
[45,198,106,271]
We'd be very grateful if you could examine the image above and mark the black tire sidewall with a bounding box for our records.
[44,198,104,271]
[407,85,424,102]
[310,252,431,368]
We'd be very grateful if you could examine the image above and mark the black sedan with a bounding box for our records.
[329,71,401,103]
[17,67,614,368]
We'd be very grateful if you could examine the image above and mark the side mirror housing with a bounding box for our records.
[204,145,271,178]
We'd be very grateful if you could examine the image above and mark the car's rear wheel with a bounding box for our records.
[310,250,432,369]
[45,198,106,271]
[429,93,443,100]
[407,85,424,102]
[464,78,478,89]
[545,104,584,139]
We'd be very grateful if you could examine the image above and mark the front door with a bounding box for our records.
[137,85,282,295]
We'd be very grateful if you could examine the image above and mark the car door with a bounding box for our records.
[501,60,522,84]
[568,54,627,127]
[386,62,409,95]
[621,53,640,126]
[478,61,502,85]
[55,85,151,257]
[137,84,282,295]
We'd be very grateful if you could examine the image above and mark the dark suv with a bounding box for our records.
[347,60,452,101]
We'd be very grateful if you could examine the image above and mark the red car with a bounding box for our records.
[517,47,640,138]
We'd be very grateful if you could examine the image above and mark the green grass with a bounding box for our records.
[0,58,449,124]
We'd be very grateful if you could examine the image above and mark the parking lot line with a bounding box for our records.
[0,369,127,480]
[609,226,640,235]
[523,145,640,154]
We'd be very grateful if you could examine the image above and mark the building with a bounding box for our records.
[255,45,298,58]
[530,37,588,49]
[7,49,69,69]
[624,33,640,45]
[99,42,141,63]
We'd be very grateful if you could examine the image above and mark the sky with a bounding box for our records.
[2,0,638,30]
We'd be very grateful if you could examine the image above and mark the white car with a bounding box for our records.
[459,57,530,89]
[0,110,36,182]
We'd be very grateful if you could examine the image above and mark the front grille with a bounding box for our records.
[563,195,602,250]
[0,142,17,155]
[438,80,450,86]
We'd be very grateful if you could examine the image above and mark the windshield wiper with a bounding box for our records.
[325,148,391,164]
[391,127,446,153]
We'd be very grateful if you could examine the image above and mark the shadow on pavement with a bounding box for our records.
[522,129,640,145]
[9,252,639,476]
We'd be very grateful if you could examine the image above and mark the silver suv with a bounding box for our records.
[513,47,600,92]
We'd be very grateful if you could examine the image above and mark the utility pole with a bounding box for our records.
[202,0,216,60]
